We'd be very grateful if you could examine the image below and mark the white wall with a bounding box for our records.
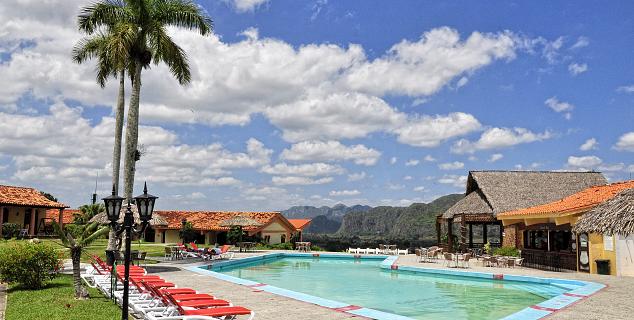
[616,234,634,277]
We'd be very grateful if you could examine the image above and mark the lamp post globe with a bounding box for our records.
[102,185,124,223]
[134,182,158,222]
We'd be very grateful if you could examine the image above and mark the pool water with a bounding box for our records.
[215,256,569,320]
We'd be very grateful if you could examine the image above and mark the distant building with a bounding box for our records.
[437,171,607,253]
[0,184,68,237]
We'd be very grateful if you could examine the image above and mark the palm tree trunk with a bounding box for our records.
[123,63,142,201]
[107,69,126,252]
[71,247,89,299]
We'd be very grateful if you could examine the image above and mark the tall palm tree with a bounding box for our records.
[72,23,136,251]
[72,203,106,224]
[53,221,110,299]
[78,0,213,200]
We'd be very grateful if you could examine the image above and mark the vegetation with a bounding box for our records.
[5,274,120,320]
[72,204,105,225]
[227,226,247,244]
[0,241,61,289]
[53,221,110,298]
[178,220,197,243]
[40,192,58,202]
[1,223,19,239]
[492,246,521,257]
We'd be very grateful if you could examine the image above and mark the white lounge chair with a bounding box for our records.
[366,248,375,254]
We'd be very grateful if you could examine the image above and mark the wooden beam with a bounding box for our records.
[500,218,524,226]
[524,218,550,226]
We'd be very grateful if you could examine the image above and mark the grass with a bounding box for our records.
[5,274,121,320]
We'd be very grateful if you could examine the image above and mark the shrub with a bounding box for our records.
[0,242,61,289]
[2,223,19,239]
[63,224,84,239]
[492,246,520,257]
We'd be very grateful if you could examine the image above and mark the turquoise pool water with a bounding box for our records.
[214,256,569,320]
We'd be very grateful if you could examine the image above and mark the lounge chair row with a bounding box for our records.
[165,243,234,261]
[82,255,254,320]
[347,247,409,255]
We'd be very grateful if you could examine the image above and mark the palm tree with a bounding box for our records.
[78,0,213,200]
[73,203,106,224]
[72,23,136,251]
[53,221,110,299]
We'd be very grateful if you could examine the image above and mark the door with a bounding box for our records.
[577,233,590,272]
[23,209,32,230]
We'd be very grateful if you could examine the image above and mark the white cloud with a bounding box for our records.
[568,63,588,76]
[343,27,518,97]
[451,127,552,154]
[413,186,426,192]
[627,165,634,173]
[387,183,405,190]
[598,163,625,172]
[488,153,504,162]
[615,132,634,152]
[456,76,469,88]
[570,36,589,50]
[347,172,367,181]
[545,97,574,119]
[438,161,464,170]
[280,140,380,166]
[580,138,598,151]
[438,175,468,188]
[329,189,361,197]
[567,156,602,169]
[227,0,269,12]
[541,36,564,64]
[260,162,344,177]
[393,112,482,147]
[405,159,420,166]
[403,175,413,181]
[272,176,333,186]
[390,157,397,165]
[424,155,436,162]
[617,85,634,93]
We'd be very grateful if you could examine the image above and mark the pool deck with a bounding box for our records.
[147,251,634,320]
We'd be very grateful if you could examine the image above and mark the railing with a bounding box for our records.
[521,250,577,272]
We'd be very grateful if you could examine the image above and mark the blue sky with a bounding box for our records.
[0,0,633,210]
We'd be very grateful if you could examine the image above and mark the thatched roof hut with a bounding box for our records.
[442,170,607,219]
[89,205,167,227]
[573,188,634,236]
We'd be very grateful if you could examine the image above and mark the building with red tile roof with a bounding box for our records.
[287,219,312,231]
[45,209,77,225]
[152,210,298,245]
[497,180,634,275]
[0,184,68,237]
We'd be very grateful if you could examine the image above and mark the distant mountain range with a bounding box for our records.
[281,194,463,239]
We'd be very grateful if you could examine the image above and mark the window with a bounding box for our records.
[281,234,286,243]
[2,208,8,223]
[523,229,573,252]
[263,235,271,244]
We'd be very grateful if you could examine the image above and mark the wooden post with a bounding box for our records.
[483,224,488,245]
[468,223,473,248]
[447,218,454,252]
[29,208,36,236]
[435,218,441,245]
[58,208,64,230]
[0,206,4,236]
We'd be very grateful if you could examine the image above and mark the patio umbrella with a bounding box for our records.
[219,215,262,247]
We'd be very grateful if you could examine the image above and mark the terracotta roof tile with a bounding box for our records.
[498,180,634,217]
[0,185,68,208]
[154,211,286,231]
[288,219,312,230]
[45,209,77,224]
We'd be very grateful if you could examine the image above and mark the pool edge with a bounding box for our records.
[185,253,605,320]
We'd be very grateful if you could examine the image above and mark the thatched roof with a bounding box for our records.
[573,188,634,235]
[89,205,168,226]
[443,170,607,219]
[219,215,263,227]
[442,190,492,219]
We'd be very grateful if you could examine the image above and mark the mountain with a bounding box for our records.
[281,204,372,222]
[303,215,341,234]
[337,194,463,240]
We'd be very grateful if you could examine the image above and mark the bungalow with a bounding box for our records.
[498,180,634,274]
[152,211,301,245]
[287,219,312,241]
[0,184,68,237]
[437,171,607,252]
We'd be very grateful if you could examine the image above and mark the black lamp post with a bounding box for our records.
[103,182,157,320]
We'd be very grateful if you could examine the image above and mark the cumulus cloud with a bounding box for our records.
[405,159,420,166]
[272,176,333,186]
[347,172,367,181]
[280,140,381,165]
[260,162,344,177]
[568,63,588,76]
[438,175,468,188]
[393,112,482,147]
[424,155,436,162]
[614,132,634,151]
[227,0,269,12]
[488,153,504,162]
[413,186,426,192]
[451,127,552,154]
[390,157,397,165]
[329,189,361,196]
[567,155,602,169]
[570,36,590,50]
[438,161,464,170]
[580,138,598,151]
[545,97,574,119]
[617,85,634,93]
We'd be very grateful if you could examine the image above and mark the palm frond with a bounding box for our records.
[148,24,191,84]
[80,226,110,247]
[152,0,213,35]
[72,35,108,64]
[51,221,71,248]
[78,0,129,34]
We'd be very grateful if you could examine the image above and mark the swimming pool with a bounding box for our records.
[191,253,605,320]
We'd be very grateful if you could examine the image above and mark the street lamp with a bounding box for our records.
[103,182,157,320]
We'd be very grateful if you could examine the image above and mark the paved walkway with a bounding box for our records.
[0,283,6,320]
[148,252,634,320]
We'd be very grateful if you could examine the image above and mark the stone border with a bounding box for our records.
[188,253,605,320]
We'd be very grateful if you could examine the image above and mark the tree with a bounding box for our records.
[40,192,58,202]
[73,204,105,225]
[78,0,213,201]
[72,20,136,252]
[179,219,197,243]
[53,221,109,299]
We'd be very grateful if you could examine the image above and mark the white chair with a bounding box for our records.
[347,247,356,254]
[398,249,408,255]
[358,248,366,254]
[366,248,375,254]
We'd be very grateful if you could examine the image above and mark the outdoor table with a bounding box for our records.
[238,242,255,252]
[296,242,311,252]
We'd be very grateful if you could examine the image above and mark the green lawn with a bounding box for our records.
[5,274,121,320]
